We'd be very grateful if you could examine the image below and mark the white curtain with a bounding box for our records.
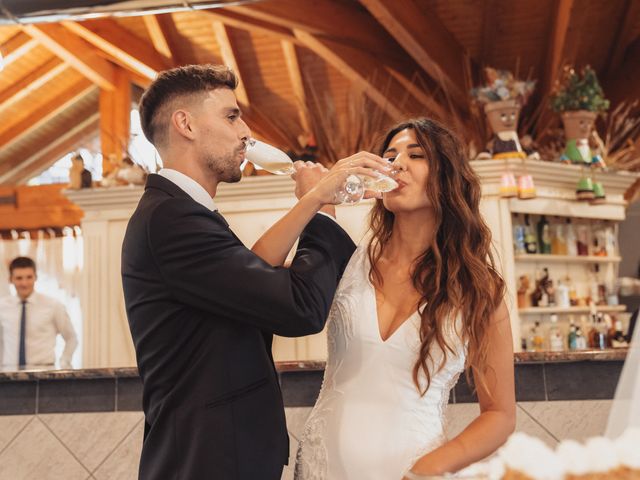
[606,322,640,438]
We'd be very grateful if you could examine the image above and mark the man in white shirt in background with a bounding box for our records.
[0,256,77,369]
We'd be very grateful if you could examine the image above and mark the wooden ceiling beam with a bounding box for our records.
[61,18,170,80]
[0,78,94,149]
[220,0,454,119]
[294,29,404,121]
[1,32,39,67]
[0,57,67,110]
[1,114,100,185]
[211,21,250,106]
[479,0,496,67]
[281,40,311,140]
[603,0,640,78]
[203,9,296,43]
[209,20,297,149]
[22,24,116,90]
[142,15,174,61]
[149,13,192,66]
[539,0,575,101]
[359,0,471,112]
[224,0,407,70]
[100,68,132,174]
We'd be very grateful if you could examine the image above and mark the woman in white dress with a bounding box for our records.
[295,118,516,479]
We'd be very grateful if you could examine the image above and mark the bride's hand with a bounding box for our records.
[307,151,391,206]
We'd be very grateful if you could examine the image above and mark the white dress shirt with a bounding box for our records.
[158,169,217,211]
[0,292,78,369]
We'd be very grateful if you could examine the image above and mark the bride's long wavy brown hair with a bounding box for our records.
[367,118,505,395]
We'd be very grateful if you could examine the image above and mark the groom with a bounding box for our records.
[121,65,355,479]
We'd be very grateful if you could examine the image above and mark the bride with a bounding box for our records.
[294,118,516,479]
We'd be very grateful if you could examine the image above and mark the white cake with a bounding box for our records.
[456,428,640,479]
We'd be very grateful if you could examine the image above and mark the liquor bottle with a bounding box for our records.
[551,218,567,255]
[575,327,588,350]
[567,277,578,306]
[537,215,552,254]
[593,221,607,256]
[567,316,577,350]
[513,214,526,255]
[531,268,551,307]
[589,265,605,306]
[556,278,571,308]
[549,314,564,352]
[588,304,599,348]
[604,223,616,257]
[528,321,545,352]
[566,218,578,256]
[591,313,608,349]
[610,319,628,348]
[606,278,619,306]
[524,214,538,254]
[576,222,590,256]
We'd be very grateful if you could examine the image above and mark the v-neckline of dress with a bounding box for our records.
[362,253,420,344]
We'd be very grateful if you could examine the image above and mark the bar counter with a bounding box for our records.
[0,349,627,415]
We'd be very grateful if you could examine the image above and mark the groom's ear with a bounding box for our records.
[171,109,196,141]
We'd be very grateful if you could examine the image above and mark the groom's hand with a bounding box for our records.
[292,161,328,199]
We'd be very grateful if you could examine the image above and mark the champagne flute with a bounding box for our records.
[243,138,296,175]
[244,139,399,204]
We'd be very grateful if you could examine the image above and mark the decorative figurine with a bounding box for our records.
[517,275,531,309]
[470,68,536,160]
[68,153,92,189]
[549,65,610,202]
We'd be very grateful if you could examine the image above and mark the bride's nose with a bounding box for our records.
[390,153,407,172]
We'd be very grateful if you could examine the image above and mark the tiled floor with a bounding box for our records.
[0,400,613,479]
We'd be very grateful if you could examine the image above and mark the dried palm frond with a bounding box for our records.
[301,69,427,166]
[598,100,640,172]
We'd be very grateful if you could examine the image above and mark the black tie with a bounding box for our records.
[19,300,27,367]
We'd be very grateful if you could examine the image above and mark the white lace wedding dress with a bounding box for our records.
[295,246,467,479]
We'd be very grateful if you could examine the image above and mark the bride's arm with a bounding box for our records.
[405,301,516,477]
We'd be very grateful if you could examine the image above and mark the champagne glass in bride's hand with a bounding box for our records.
[244,139,398,204]
[335,169,400,205]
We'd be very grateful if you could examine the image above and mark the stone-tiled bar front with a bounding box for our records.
[0,350,626,479]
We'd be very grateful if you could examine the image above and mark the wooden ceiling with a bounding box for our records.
[0,0,638,185]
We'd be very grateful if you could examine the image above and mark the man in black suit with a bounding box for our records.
[121,64,388,479]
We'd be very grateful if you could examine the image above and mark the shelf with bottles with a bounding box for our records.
[512,213,618,259]
[521,311,630,353]
[513,254,621,264]
[516,261,620,310]
[519,305,626,315]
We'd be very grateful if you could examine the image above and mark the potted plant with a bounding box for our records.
[550,65,609,202]
[550,65,609,166]
[471,68,537,199]
[471,68,536,160]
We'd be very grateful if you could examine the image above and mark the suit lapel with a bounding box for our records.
[146,174,243,242]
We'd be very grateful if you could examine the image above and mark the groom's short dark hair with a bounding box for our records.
[139,64,238,148]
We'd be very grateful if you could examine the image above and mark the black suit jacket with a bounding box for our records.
[121,174,355,480]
